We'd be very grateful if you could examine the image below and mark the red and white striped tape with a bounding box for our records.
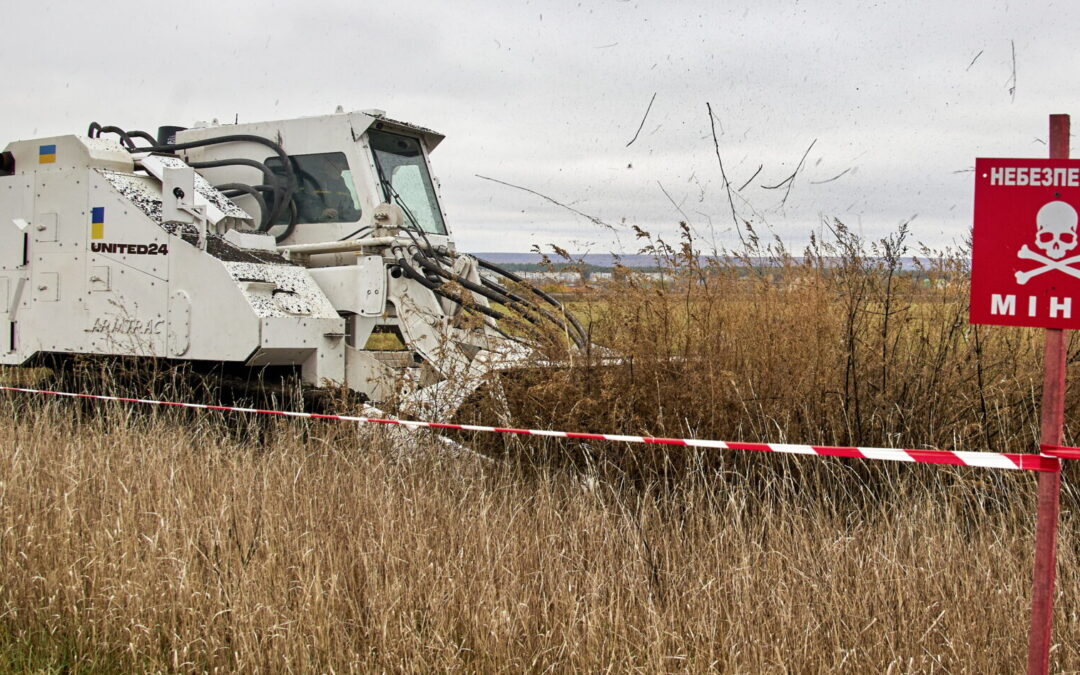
[0,385,1063,473]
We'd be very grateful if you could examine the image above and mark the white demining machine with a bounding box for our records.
[0,110,586,417]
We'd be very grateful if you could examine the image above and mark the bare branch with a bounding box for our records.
[738,164,763,191]
[657,181,691,224]
[705,101,739,230]
[809,167,852,185]
[475,174,619,232]
[626,92,657,147]
[761,138,817,207]
[709,108,724,136]
[965,49,984,71]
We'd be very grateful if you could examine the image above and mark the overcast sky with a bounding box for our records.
[3,1,1076,253]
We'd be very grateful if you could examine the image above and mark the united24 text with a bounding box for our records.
[90,242,169,255]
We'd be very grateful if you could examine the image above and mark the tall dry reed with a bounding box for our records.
[0,399,1075,672]
[489,222,1079,486]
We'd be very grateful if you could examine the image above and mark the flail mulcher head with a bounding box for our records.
[0,109,588,421]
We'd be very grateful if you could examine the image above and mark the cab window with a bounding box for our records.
[265,152,362,224]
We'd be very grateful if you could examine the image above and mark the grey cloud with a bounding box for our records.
[2,0,1077,253]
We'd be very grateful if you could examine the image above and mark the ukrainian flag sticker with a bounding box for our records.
[38,144,56,164]
[91,207,104,240]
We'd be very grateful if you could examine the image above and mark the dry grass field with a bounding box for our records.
[1,223,1078,672]
[0,401,1076,673]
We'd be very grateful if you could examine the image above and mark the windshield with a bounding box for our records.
[368,129,447,235]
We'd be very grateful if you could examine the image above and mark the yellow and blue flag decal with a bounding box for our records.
[38,144,56,164]
[90,207,104,240]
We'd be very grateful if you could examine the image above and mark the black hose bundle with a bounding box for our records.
[396,237,587,351]
[88,122,299,241]
[88,123,158,150]
[411,250,584,349]
[475,256,589,345]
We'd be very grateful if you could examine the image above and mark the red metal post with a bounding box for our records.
[1026,113,1069,675]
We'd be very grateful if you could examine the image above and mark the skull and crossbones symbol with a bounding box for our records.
[1015,201,1080,284]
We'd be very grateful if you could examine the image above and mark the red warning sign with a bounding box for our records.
[970,158,1080,329]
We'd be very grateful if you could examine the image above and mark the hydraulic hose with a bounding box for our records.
[88,123,136,149]
[123,133,297,228]
[414,252,563,338]
[189,157,278,185]
[393,250,508,324]
[475,256,588,345]
[412,252,508,305]
[410,251,584,349]
[479,267,587,347]
[478,276,583,347]
[407,241,584,347]
[273,201,300,243]
[339,225,375,241]
[219,184,298,242]
[87,124,155,150]
[217,183,269,229]
[125,129,158,147]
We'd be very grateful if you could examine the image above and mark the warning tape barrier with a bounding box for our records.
[0,385,1064,473]
[1041,444,1080,460]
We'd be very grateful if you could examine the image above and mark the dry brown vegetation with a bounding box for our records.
[1,222,1079,672]
[0,401,1077,673]
[504,222,1064,457]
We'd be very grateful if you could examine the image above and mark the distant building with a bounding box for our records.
[522,271,579,284]
[631,271,666,282]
